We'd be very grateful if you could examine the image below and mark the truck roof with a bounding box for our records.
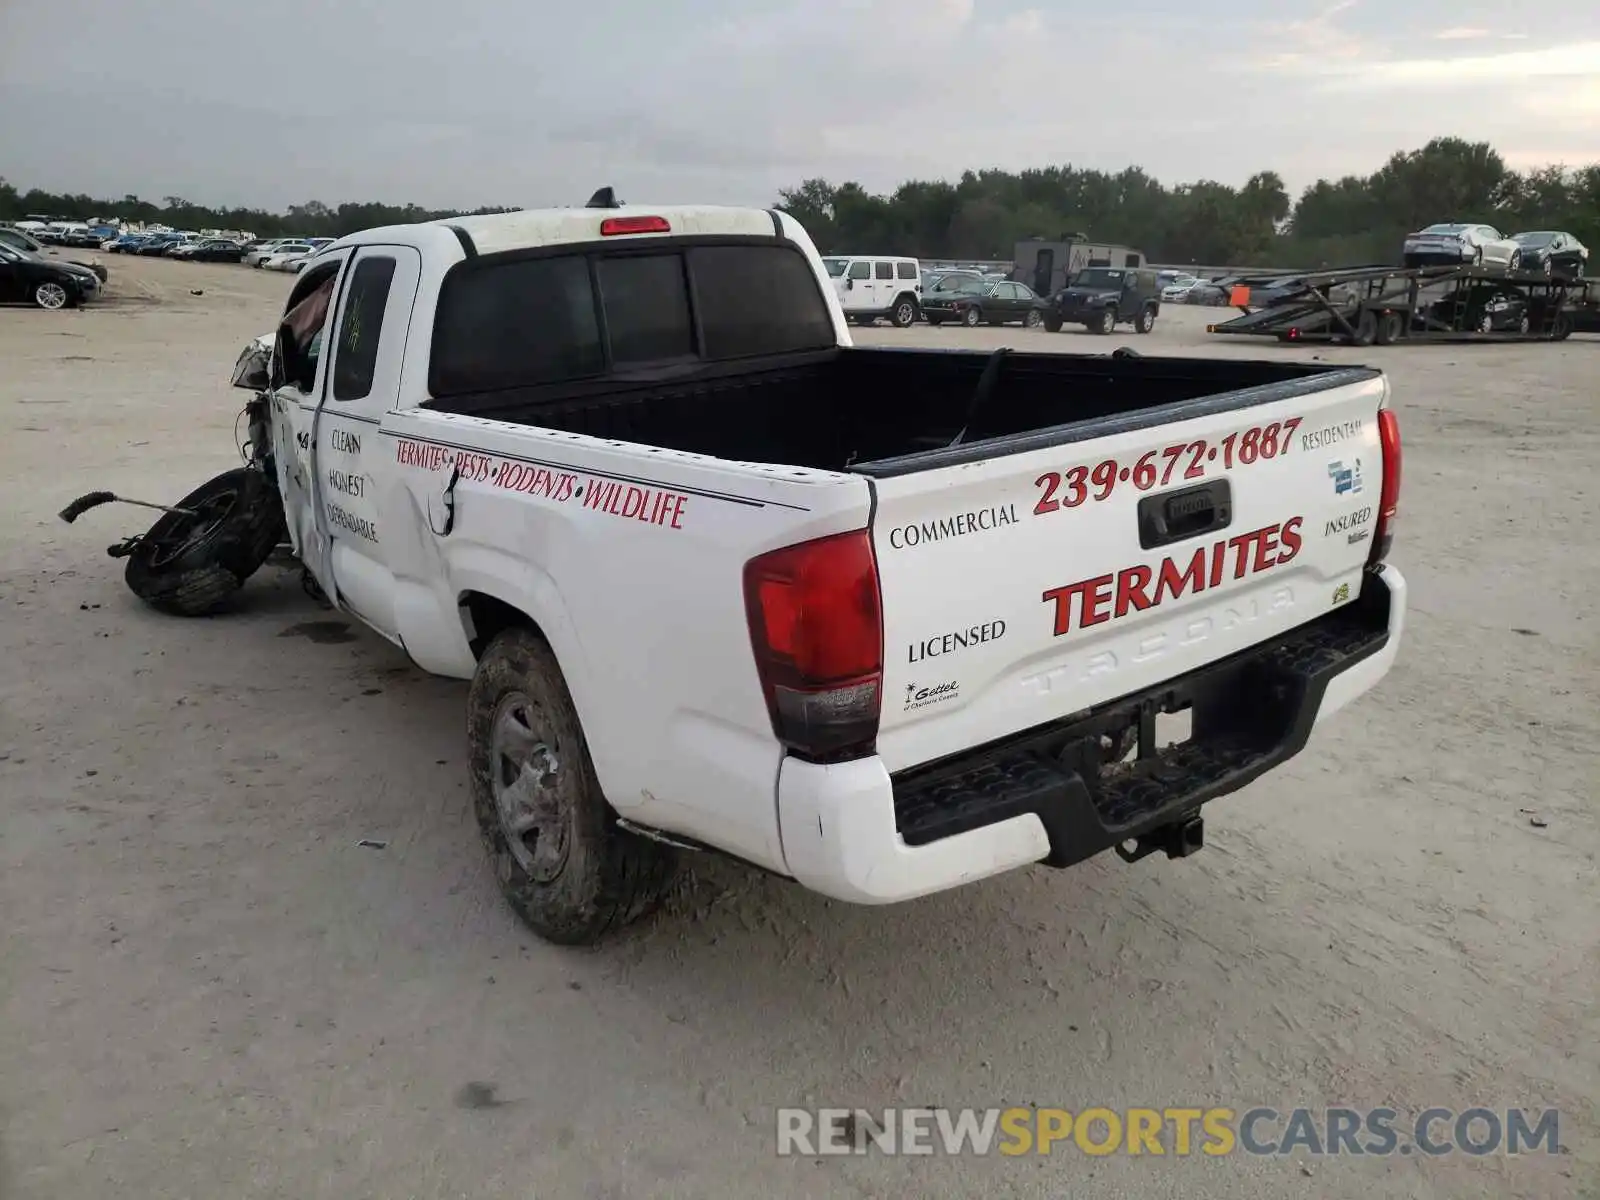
[336,204,786,259]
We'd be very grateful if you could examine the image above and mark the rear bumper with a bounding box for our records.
[777,565,1406,904]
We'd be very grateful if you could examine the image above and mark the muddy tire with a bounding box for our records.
[468,628,678,945]
[123,467,285,617]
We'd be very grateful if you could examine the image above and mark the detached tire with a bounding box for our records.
[468,628,677,945]
[123,467,285,617]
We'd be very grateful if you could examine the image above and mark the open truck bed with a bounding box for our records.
[421,344,1367,472]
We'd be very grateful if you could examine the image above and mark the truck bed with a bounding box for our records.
[421,346,1362,472]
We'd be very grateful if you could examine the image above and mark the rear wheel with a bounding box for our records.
[1023,309,1043,328]
[962,306,982,327]
[1508,250,1522,272]
[123,467,285,616]
[1349,309,1378,346]
[1517,313,1530,334]
[468,628,677,945]
[1477,313,1494,334]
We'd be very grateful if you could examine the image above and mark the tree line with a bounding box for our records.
[5,138,1598,269]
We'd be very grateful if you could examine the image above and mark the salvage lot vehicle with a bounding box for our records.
[1509,230,1588,279]
[921,278,1047,326]
[1402,222,1521,269]
[67,196,1405,946]
[1044,266,1162,334]
[822,254,922,326]
[0,242,102,308]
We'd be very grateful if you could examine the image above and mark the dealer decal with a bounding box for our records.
[1042,517,1303,637]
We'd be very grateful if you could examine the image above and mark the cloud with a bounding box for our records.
[1,0,1597,212]
[1306,41,1600,88]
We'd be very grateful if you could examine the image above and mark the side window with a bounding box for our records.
[896,261,917,279]
[332,256,397,402]
[847,260,871,280]
[999,283,1021,299]
[874,261,893,280]
[279,267,339,393]
[431,255,602,395]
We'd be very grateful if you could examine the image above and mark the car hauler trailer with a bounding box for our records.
[1207,264,1586,345]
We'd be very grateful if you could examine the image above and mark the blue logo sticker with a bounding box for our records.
[1328,458,1364,496]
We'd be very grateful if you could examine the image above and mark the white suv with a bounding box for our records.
[822,255,922,327]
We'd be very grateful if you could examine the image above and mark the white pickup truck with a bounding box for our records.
[72,193,1406,945]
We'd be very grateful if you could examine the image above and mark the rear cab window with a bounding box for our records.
[429,242,836,396]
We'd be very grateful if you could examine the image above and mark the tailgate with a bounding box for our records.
[866,372,1387,773]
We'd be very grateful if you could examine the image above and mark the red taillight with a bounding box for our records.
[743,530,883,762]
[1368,407,1402,567]
[599,215,671,236]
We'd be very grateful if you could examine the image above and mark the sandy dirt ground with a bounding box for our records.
[1,254,1596,1200]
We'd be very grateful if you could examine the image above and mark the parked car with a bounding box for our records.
[1,226,109,282]
[262,246,318,271]
[922,270,984,295]
[0,243,102,308]
[1185,278,1233,306]
[1508,231,1589,279]
[1401,223,1521,270]
[921,278,1046,327]
[1043,267,1161,334]
[0,226,48,254]
[135,235,182,256]
[822,255,923,327]
[256,242,314,269]
[1160,275,1201,302]
[186,239,249,263]
[1427,285,1533,334]
[245,240,294,266]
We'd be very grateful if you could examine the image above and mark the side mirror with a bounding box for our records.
[231,338,271,391]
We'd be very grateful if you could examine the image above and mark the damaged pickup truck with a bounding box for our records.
[65,190,1406,945]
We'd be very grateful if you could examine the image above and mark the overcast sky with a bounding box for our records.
[3,0,1597,212]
